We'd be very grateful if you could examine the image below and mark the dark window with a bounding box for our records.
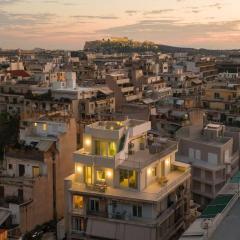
[214,92,220,99]
[8,164,13,170]
[89,199,99,212]
[19,164,25,177]
[132,205,142,217]
[18,189,23,202]
[0,186,4,199]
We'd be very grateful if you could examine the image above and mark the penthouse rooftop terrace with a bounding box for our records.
[87,119,147,131]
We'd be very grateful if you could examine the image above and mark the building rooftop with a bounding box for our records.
[201,195,234,218]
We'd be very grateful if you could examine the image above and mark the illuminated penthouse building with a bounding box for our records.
[64,119,191,240]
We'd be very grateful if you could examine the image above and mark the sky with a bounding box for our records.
[0,0,240,50]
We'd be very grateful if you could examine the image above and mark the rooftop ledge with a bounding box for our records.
[67,167,190,203]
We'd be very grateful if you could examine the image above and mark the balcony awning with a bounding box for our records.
[142,98,155,104]
[0,208,11,225]
[171,111,188,118]
[36,140,54,152]
[86,218,154,240]
[86,219,117,239]
[192,79,202,85]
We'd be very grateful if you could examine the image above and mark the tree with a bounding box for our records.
[0,112,19,161]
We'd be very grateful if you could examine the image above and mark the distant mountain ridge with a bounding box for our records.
[84,38,240,56]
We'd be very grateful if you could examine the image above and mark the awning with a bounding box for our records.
[86,219,117,239]
[171,111,188,118]
[86,218,154,240]
[157,108,169,114]
[192,79,202,85]
[176,99,184,105]
[0,208,11,225]
[142,98,154,104]
[36,140,54,152]
[98,87,113,95]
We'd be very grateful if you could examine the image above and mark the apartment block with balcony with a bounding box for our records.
[176,123,239,207]
[0,93,24,115]
[64,119,191,240]
[186,58,217,82]
[201,83,240,126]
[0,113,77,236]
[106,73,142,109]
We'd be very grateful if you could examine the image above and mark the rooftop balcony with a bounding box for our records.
[5,147,44,161]
[116,78,130,85]
[68,164,190,203]
[125,94,140,102]
[74,148,117,168]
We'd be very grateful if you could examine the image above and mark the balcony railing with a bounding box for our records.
[74,149,116,168]
[154,169,190,200]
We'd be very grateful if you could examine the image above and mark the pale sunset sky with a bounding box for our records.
[0,0,240,50]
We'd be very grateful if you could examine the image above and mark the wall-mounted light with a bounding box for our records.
[34,122,38,127]
[85,138,91,147]
[147,168,152,176]
[76,164,83,174]
[106,170,112,178]
[165,158,170,166]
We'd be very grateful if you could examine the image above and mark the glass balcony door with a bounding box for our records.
[85,166,92,185]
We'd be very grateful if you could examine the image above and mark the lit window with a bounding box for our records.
[96,170,105,182]
[32,166,40,177]
[34,122,38,127]
[42,123,47,131]
[108,141,117,156]
[119,169,138,189]
[73,195,83,209]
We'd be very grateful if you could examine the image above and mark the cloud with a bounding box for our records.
[0,0,20,4]
[0,10,55,27]
[125,10,139,16]
[97,19,240,49]
[72,15,118,20]
[144,9,174,15]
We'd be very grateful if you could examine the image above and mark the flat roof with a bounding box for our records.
[201,194,234,218]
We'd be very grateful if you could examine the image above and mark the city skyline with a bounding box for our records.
[0,0,240,50]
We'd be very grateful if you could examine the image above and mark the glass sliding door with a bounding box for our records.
[85,166,92,185]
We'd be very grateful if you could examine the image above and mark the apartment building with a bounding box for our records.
[152,97,204,137]
[176,123,239,206]
[64,119,191,240]
[186,58,217,82]
[0,93,24,115]
[0,113,77,235]
[201,83,240,126]
[181,171,240,240]
[106,73,142,109]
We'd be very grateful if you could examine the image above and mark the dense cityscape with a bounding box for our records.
[1,35,240,240]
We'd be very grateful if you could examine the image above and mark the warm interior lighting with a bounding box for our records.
[147,168,152,176]
[85,138,91,146]
[76,164,83,174]
[42,123,47,131]
[34,122,38,127]
[73,195,83,209]
[165,158,170,166]
[106,170,112,178]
